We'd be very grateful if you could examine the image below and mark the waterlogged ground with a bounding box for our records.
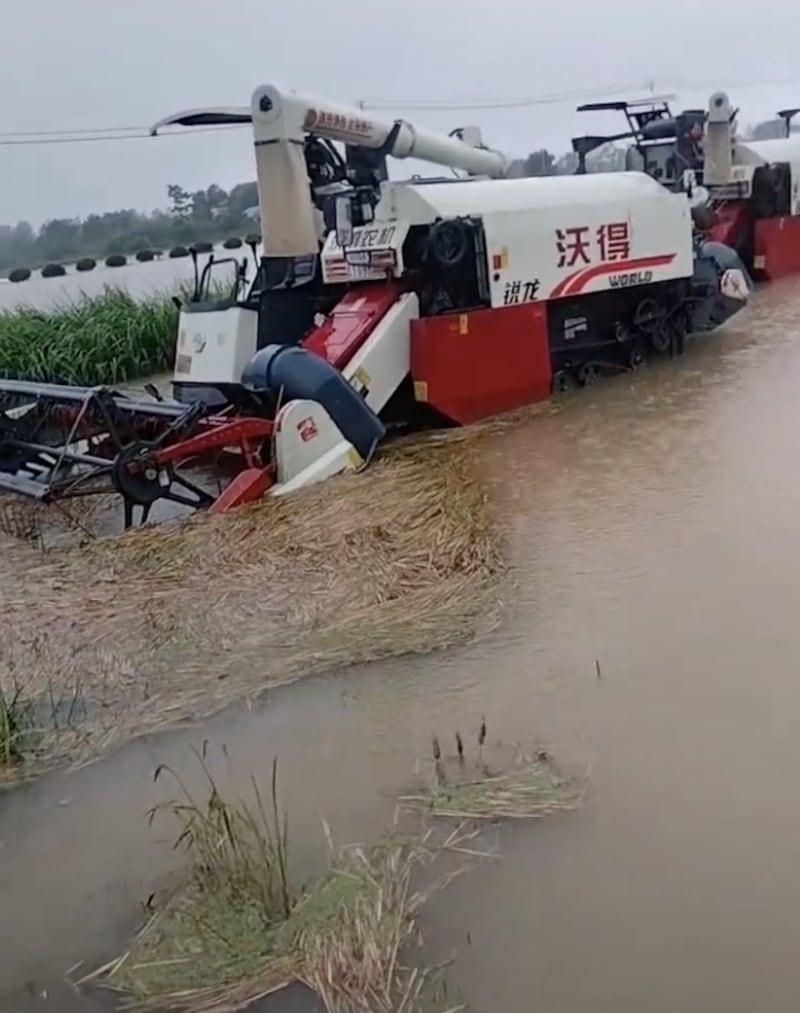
[4,279,800,1011]
[0,241,257,311]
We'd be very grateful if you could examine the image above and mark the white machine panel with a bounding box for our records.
[390,173,694,306]
[479,176,693,306]
[174,306,258,385]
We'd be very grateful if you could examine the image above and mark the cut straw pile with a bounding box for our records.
[93,758,459,1013]
[0,436,505,782]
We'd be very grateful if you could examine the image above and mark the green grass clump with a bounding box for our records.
[0,684,30,769]
[100,756,449,1013]
[0,656,90,785]
[0,286,179,386]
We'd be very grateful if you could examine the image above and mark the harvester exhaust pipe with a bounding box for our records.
[704,91,735,187]
[242,344,386,459]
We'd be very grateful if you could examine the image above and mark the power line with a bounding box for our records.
[360,82,641,111]
[0,84,644,147]
[0,124,249,147]
[360,73,800,111]
[0,81,671,144]
[0,124,149,137]
[3,73,800,147]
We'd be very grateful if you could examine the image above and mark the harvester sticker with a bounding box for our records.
[720,268,749,301]
[491,247,509,271]
[550,254,677,299]
[297,417,319,442]
[556,221,631,269]
[335,226,397,251]
[350,366,371,398]
[302,107,373,141]
[502,279,540,305]
[321,222,408,284]
[608,270,654,288]
[549,218,680,297]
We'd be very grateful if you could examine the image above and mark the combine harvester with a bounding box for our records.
[0,83,750,531]
[572,91,800,281]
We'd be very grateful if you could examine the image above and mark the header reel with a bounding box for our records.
[0,380,275,532]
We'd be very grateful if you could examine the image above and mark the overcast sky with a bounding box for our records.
[2,0,798,226]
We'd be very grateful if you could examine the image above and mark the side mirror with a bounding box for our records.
[335,195,354,248]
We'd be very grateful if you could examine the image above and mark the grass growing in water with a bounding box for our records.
[0,286,179,385]
[0,645,90,786]
[100,756,452,1013]
[0,684,29,768]
[398,720,587,822]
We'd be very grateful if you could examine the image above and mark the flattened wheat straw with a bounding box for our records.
[0,433,510,781]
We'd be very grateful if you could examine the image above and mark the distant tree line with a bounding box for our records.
[1,117,791,274]
[0,181,259,274]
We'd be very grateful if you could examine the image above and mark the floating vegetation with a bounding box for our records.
[92,756,456,1013]
[398,720,587,822]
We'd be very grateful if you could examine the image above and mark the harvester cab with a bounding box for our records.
[572,94,712,193]
[0,83,750,535]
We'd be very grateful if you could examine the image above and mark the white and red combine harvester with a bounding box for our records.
[0,83,749,530]
[573,91,800,281]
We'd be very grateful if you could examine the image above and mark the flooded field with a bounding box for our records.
[0,242,253,311]
[3,278,800,1011]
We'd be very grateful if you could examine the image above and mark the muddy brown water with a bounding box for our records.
[3,280,800,1012]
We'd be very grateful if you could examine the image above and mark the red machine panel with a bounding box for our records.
[409,302,552,425]
[753,216,800,281]
[303,281,406,369]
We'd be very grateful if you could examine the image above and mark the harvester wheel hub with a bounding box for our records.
[111,443,169,506]
[578,362,599,386]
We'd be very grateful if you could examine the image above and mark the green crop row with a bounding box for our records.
[0,287,179,386]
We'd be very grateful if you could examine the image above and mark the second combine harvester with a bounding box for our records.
[0,83,750,527]
[573,90,800,280]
